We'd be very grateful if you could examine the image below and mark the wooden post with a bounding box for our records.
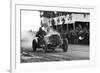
[73,22,75,30]
[67,23,68,32]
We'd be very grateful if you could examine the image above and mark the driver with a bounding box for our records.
[36,26,46,40]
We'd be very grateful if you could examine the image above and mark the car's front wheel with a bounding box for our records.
[42,41,47,53]
[62,38,68,52]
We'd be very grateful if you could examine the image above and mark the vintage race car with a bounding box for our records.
[32,28,68,53]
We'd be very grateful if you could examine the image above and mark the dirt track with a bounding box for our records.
[21,44,89,63]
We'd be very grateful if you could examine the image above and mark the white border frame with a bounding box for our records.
[11,1,96,73]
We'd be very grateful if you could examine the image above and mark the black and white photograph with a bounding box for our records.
[21,10,90,63]
[10,0,96,72]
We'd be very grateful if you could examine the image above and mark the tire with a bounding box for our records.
[62,38,68,52]
[32,39,37,52]
[42,40,47,53]
[43,46,47,53]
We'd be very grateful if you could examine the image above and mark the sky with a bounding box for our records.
[21,10,41,32]
[21,10,90,32]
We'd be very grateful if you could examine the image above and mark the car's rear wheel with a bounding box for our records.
[62,38,68,52]
[32,39,37,52]
[42,40,47,53]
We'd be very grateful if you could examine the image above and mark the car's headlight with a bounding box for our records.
[79,36,84,40]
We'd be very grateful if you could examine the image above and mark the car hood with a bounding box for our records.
[44,29,61,44]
